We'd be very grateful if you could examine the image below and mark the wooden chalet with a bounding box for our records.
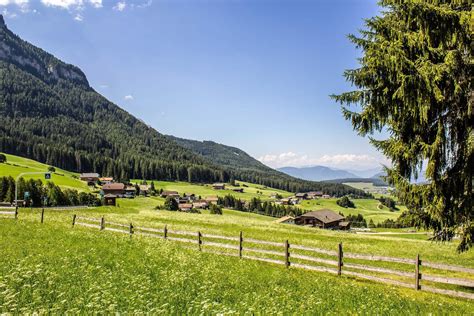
[80,173,100,183]
[193,200,209,209]
[232,188,244,193]
[124,186,136,198]
[212,183,226,190]
[102,183,125,197]
[99,177,114,184]
[307,191,323,199]
[161,191,179,198]
[205,196,219,204]
[139,185,151,196]
[103,194,117,206]
[178,203,193,211]
[275,216,295,224]
[295,209,348,229]
[295,193,308,200]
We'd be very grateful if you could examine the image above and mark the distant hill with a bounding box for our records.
[278,166,359,181]
[324,177,388,187]
[168,137,275,174]
[0,16,367,197]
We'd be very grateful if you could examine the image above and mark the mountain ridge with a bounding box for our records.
[0,16,367,196]
[278,165,360,181]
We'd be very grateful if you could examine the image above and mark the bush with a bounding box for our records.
[336,196,355,208]
[0,154,6,163]
[48,166,56,173]
[209,204,223,215]
[378,197,397,211]
[164,196,178,211]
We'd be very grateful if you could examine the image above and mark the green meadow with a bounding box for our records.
[299,198,404,223]
[132,180,293,201]
[0,153,89,192]
[0,206,473,314]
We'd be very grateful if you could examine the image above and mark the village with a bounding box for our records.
[79,173,350,231]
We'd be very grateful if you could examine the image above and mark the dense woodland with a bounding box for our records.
[0,19,367,197]
[0,176,100,206]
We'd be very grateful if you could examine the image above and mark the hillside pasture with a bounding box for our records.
[0,153,90,192]
[133,180,293,201]
[299,198,404,223]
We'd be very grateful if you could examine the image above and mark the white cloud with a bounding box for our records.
[88,0,101,8]
[113,1,125,11]
[258,152,390,170]
[124,94,134,101]
[0,0,28,6]
[73,12,82,21]
[2,8,17,18]
[39,0,102,10]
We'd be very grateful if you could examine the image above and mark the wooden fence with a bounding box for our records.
[0,209,17,219]
[72,215,474,300]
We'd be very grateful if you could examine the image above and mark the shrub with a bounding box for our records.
[164,196,178,211]
[0,154,6,163]
[209,204,223,215]
[336,196,355,208]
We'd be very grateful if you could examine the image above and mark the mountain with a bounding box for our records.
[347,167,384,178]
[168,137,276,174]
[0,16,367,196]
[277,166,359,181]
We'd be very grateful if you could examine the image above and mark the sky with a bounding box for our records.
[1,0,390,171]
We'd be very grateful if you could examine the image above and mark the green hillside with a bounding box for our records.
[0,153,89,191]
[135,180,293,202]
[299,198,405,223]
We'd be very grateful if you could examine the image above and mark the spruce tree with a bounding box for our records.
[332,1,472,251]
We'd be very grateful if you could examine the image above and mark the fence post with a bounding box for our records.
[40,208,44,224]
[100,216,105,230]
[129,223,134,239]
[415,254,421,290]
[72,214,76,227]
[164,225,168,239]
[198,231,202,251]
[14,206,18,220]
[239,231,243,258]
[337,243,343,276]
[285,240,290,268]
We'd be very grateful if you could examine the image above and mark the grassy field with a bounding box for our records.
[0,153,90,192]
[133,180,293,201]
[1,204,473,314]
[299,198,405,223]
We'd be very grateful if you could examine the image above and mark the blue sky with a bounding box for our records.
[1,0,389,170]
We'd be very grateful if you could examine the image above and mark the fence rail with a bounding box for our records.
[69,214,474,300]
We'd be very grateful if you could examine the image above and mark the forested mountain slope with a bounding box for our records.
[0,16,365,196]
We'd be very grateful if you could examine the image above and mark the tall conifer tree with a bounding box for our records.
[333,0,472,251]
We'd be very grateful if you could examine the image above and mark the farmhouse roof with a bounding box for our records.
[162,190,179,195]
[139,185,150,191]
[179,203,193,209]
[295,193,307,198]
[275,216,295,223]
[99,177,113,181]
[102,183,125,190]
[338,221,350,227]
[300,209,344,224]
[103,194,117,198]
